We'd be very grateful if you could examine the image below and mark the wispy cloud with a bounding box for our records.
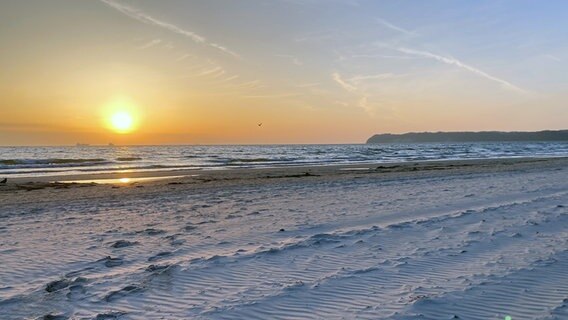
[242,93,299,99]
[396,47,527,94]
[100,0,204,42]
[296,82,321,88]
[137,38,162,50]
[332,72,403,116]
[376,18,417,36]
[358,96,374,115]
[196,66,225,78]
[333,72,396,91]
[543,54,562,62]
[331,73,378,115]
[218,75,239,83]
[332,72,357,93]
[176,53,193,62]
[209,43,240,59]
[334,100,350,107]
[236,80,263,89]
[275,54,303,66]
[294,29,344,43]
[282,0,360,8]
[348,73,395,84]
[351,54,418,60]
[100,0,239,58]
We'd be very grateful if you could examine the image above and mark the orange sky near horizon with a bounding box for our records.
[1,1,567,146]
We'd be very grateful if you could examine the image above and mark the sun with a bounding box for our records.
[102,96,141,134]
[110,111,134,134]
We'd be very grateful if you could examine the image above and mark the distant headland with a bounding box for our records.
[367,130,568,144]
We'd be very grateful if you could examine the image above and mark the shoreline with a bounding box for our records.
[3,155,567,184]
[1,156,566,207]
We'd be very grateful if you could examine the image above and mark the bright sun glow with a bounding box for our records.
[110,111,134,133]
[103,96,141,134]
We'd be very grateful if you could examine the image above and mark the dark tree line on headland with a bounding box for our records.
[367,130,568,143]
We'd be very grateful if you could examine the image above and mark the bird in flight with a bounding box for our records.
[258,123,262,127]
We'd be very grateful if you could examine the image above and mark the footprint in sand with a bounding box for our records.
[183,225,197,232]
[146,264,171,272]
[164,234,185,246]
[101,256,124,268]
[104,285,143,302]
[110,239,138,248]
[45,279,71,293]
[92,312,126,320]
[46,277,87,294]
[41,313,68,320]
[148,251,173,262]
[66,278,89,300]
[139,228,166,236]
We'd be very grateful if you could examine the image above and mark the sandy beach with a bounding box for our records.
[1,157,567,319]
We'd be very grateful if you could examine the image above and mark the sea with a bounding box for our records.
[1,142,568,178]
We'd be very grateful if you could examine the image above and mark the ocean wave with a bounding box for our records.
[115,157,143,161]
[0,158,108,169]
[1,142,568,178]
[228,158,273,163]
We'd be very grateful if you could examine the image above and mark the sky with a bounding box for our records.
[0,0,567,145]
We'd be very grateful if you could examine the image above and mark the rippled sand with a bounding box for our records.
[0,158,567,319]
